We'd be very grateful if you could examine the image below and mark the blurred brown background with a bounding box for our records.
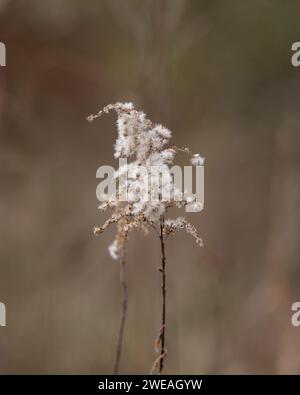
[1,0,300,374]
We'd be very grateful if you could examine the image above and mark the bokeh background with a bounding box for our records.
[1,0,300,374]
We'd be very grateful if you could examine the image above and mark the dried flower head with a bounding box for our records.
[88,102,204,260]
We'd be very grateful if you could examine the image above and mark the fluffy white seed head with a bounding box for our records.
[89,102,204,259]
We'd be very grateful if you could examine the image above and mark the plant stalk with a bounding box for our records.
[159,218,167,374]
[113,253,128,374]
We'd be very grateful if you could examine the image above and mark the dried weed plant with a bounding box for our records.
[88,102,204,374]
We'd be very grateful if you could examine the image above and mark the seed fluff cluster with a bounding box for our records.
[88,102,204,260]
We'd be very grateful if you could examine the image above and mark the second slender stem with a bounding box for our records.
[113,253,128,374]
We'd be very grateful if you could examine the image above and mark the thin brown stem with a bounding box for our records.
[159,217,167,374]
[113,252,128,374]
